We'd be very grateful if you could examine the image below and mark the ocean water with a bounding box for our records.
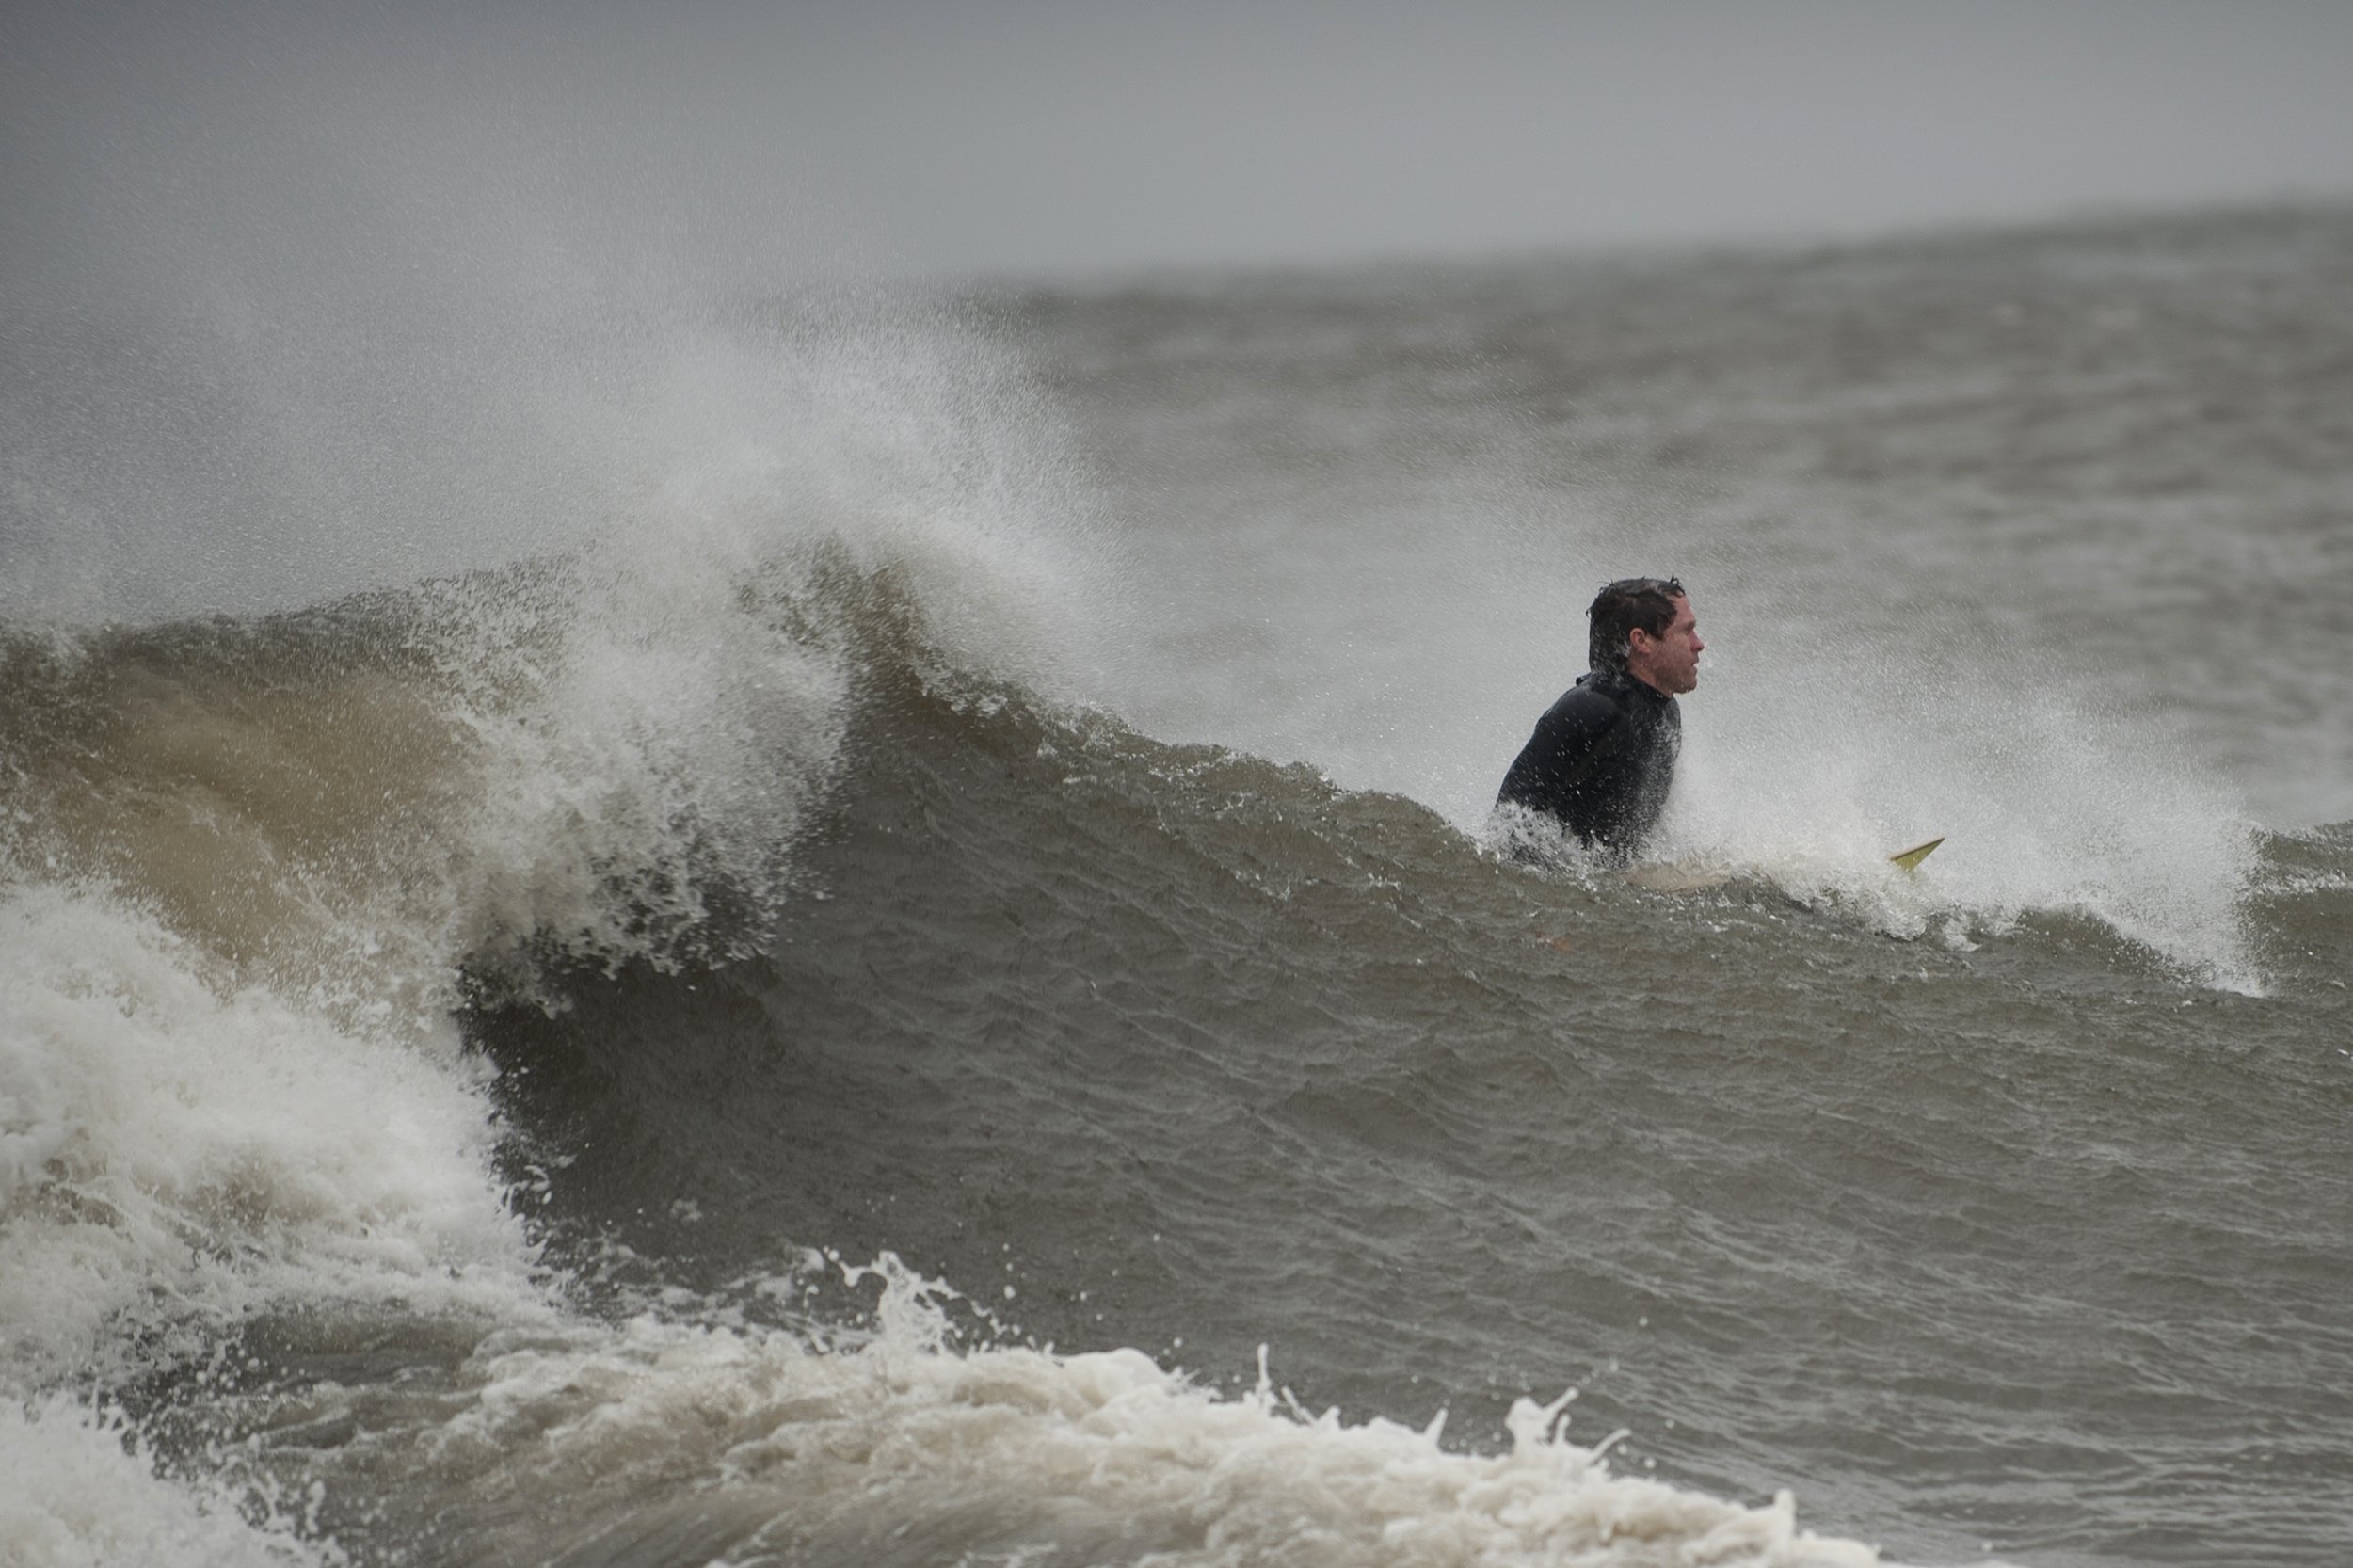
[4,204,2351,1568]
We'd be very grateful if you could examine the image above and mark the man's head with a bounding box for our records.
[1588,576,1703,695]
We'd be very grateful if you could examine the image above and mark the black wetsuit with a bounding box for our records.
[1497,666,1681,853]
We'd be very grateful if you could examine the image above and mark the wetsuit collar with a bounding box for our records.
[1582,665,1673,704]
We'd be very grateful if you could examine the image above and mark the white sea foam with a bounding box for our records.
[424,1256,1890,1568]
[0,881,540,1392]
[0,1397,334,1568]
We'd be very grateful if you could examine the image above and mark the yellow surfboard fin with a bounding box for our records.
[1888,837,1945,872]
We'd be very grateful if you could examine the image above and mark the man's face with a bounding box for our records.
[1627,594,1703,695]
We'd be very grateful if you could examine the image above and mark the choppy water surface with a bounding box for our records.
[5,205,2352,1568]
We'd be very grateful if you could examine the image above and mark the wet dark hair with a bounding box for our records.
[1587,576,1687,671]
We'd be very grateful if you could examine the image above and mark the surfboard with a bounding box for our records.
[1888,837,1944,872]
[1627,835,1946,894]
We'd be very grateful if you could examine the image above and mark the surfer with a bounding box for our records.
[1497,575,1702,856]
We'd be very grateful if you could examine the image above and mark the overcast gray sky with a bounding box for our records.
[7,0,2353,288]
